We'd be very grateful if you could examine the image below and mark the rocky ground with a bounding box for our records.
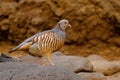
[0,52,120,80]
[0,0,120,80]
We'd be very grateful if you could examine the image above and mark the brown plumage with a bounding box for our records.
[9,19,72,65]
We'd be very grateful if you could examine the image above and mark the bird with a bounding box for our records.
[9,19,72,65]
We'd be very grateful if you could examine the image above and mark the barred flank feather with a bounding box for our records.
[32,31,63,53]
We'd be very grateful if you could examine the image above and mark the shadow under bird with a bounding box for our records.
[9,19,72,65]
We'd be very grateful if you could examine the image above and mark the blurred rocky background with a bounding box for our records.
[0,0,120,59]
[0,0,120,60]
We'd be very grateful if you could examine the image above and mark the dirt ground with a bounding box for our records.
[0,0,120,60]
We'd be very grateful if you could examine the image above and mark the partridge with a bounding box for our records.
[9,19,72,65]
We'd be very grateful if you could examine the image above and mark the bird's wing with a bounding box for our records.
[9,31,45,53]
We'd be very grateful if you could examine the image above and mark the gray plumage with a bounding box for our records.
[9,19,72,65]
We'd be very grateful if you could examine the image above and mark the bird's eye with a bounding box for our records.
[64,22,67,24]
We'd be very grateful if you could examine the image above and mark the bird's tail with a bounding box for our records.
[9,41,33,53]
[9,32,39,53]
[9,45,20,53]
[9,49,15,53]
[9,43,24,53]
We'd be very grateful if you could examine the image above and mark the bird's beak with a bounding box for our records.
[67,24,72,28]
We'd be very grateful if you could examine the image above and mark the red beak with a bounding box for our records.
[68,24,72,28]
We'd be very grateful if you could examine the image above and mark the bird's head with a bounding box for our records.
[57,19,72,31]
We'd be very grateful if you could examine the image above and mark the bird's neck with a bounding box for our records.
[54,24,65,32]
[52,25,66,40]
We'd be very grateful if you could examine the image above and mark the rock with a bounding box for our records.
[1,25,9,31]
[87,55,120,75]
[0,53,17,62]
[106,72,120,80]
[21,52,93,73]
[51,54,93,73]
[0,1,17,15]
[87,54,107,61]
[78,72,106,80]
[108,37,120,46]
[111,60,120,68]
[20,52,64,64]
[0,62,84,80]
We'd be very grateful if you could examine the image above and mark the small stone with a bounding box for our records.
[0,53,17,62]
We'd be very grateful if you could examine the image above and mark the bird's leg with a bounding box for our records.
[45,52,54,66]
